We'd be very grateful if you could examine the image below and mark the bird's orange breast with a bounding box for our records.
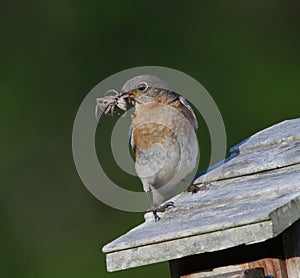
[132,122,175,151]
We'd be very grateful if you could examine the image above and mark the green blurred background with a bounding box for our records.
[1,1,300,277]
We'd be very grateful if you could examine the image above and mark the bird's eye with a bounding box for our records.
[138,82,148,91]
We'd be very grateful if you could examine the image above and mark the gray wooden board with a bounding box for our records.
[230,118,300,154]
[105,221,273,272]
[103,163,300,271]
[194,140,300,184]
[194,118,300,184]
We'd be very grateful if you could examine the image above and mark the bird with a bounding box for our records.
[104,75,199,221]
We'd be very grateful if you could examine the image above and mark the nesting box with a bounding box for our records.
[102,118,300,277]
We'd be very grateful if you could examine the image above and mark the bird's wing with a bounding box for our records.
[179,96,198,130]
[128,123,136,154]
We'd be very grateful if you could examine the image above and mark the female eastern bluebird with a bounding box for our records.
[97,75,199,220]
[119,75,199,221]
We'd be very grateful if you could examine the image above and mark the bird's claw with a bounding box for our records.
[155,201,175,212]
[153,211,161,222]
[186,183,201,194]
[186,182,211,194]
[146,202,175,222]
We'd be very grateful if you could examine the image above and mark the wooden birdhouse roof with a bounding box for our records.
[102,118,300,272]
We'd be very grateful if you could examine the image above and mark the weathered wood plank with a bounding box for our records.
[195,118,300,184]
[103,119,300,272]
[181,258,287,278]
[282,219,300,277]
[181,267,264,278]
[197,268,264,278]
[247,258,288,278]
[106,221,273,272]
[191,268,264,278]
[194,140,300,184]
[194,139,300,184]
[230,118,300,154]
[170,235,285,278]
[104,164,300,254]
[104,164,300,271]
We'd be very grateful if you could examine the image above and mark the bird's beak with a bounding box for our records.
[119,91,140,98]
[128,91,140,98]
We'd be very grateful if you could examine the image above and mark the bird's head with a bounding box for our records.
[120,74,173,104]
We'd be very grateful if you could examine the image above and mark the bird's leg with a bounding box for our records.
[150,210,161,222]
[149,202,175,222]
[145,194,175,222]
[145,191,161,222]
[145,189,153,205]
[144,186,175,221]
[155,202,175,212]
[186,183,201,194]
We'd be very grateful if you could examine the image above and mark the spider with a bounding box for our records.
[95,90,133,120]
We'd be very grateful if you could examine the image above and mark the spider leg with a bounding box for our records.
[104,104,113,115]
[95,103,101,120]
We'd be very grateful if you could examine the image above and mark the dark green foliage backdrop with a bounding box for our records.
[1,1,299,277]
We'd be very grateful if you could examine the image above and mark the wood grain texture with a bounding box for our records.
[194,118,300,184]
[103,118,300,272]
[170,235,285,278]
[104,163,300,271]
[283,220,300,277]
[181,258,287,278]
[189,268,264,278]
[247,258,288,278]
[181,267,264,277]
